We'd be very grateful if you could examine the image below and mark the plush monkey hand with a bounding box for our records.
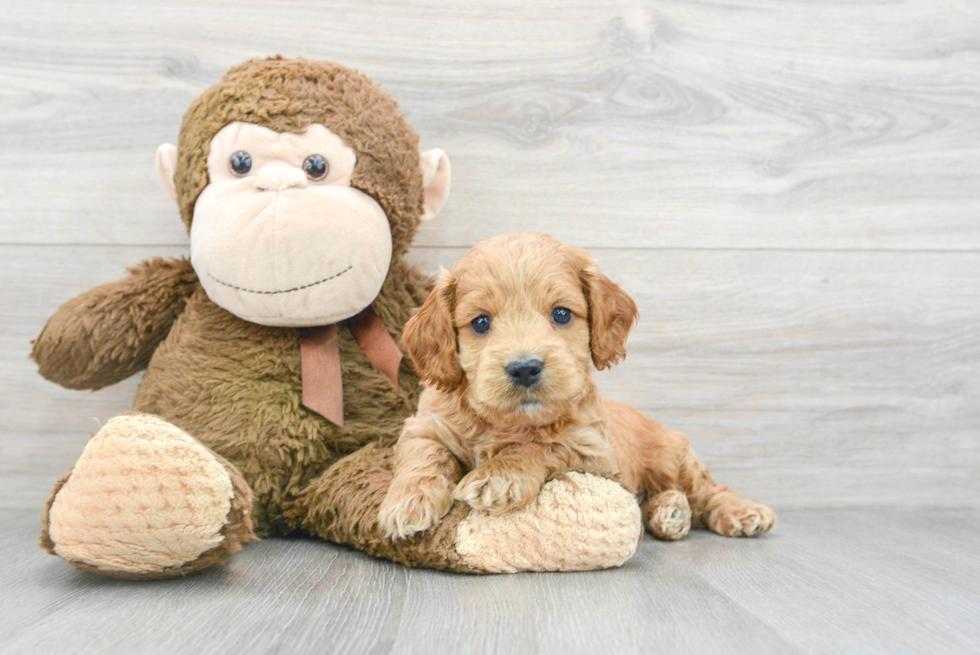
[31,257,198,390]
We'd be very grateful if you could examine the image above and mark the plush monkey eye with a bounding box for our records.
[471,315,492,335]
[229,150,252,177]
[303,154,329,181]
[551,307,573,326]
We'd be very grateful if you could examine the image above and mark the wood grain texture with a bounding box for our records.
[0,0,978,249]
[1,509,978,654]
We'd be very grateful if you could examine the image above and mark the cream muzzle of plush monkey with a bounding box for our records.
[156,121,450,328]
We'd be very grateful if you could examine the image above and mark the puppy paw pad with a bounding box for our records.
[712,503,777,537]
[647,490,691,541]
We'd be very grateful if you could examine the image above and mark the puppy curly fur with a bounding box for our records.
[379,233,775,541]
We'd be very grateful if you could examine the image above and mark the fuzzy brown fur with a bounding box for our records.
[380,233,776,541]
[32,58,476,574]
[175,56,425,257]
[32,257,199,391]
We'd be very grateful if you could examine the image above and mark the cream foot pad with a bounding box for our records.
[47,413,235,575]
[454,472,643,573]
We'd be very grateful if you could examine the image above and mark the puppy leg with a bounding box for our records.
[642,490,691,541]
[679,448,776,538]
[454,442,570,514]
[379,418,463,540]
[612,402,775,539]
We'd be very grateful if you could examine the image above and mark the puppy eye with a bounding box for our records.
[551,307,573,326]
[471,315,492,335]
[229,150,252,177]
[303,154,329,181]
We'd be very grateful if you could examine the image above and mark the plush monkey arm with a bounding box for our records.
[286,443,643,574]
[31,257,199,390]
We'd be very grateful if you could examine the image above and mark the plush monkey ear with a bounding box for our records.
[156,144,178,204]
[401,270,465,391]
[567,246,639,370]
[419,149,451,222]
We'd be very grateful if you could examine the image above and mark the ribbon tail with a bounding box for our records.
[349,306,403,386]
[299,325,345,427]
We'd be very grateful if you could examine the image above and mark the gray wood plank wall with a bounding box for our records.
[1,0,978,513]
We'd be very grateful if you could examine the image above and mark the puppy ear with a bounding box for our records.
[402,271,465,391]
[569,247,639,370]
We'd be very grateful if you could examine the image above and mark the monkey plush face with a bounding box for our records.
[189,121,391,326]
[154,57,451,327]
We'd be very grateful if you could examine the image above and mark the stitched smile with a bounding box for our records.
[207,266,353,295]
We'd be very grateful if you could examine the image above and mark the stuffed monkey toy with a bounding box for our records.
[32,57,642,578]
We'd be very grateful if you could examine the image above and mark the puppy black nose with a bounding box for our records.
[506,358,544,387]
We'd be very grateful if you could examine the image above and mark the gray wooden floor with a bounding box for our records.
[3,509,978,654]
[2,0,979,652]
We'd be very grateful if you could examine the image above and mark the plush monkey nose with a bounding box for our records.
[506,358,544,388]
[254,166,309,191]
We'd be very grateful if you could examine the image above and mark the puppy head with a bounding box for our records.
[403,233,638,427]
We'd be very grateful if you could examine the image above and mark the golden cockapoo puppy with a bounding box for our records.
[379,233,775,542]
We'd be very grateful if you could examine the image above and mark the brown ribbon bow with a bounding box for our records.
[298,306,403,427]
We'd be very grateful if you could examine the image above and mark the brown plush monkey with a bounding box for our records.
[32,57,642,577]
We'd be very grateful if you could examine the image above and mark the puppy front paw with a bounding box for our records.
[378,485,453,540]
[453,467,542,514]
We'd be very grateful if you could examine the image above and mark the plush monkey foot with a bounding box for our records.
[452,472,643,572]
[40,413,256,578]
[288,444,643,574]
